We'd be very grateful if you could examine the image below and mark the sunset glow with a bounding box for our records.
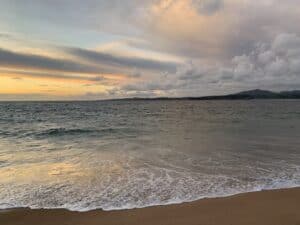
[0,0,299,100]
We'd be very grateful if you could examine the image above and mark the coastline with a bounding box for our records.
[1,187,299,225]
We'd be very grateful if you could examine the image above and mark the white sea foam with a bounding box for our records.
[0,156,299,212]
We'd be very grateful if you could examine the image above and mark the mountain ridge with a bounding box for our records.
[113,89,300,101]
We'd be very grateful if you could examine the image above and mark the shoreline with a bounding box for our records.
[1,187,299,225]
[1,186,299,212]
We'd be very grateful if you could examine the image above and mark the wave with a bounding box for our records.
[37,128,95,137]
[34,127,139,138]
[0,182,299,212]
[0,127,139,139]
[0,159,299,212]
[0,128,96,138]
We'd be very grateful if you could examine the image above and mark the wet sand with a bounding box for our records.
[1,187,299,225]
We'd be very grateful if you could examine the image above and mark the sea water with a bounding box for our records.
[0,100,299,211]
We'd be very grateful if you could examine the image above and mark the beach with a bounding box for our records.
[1,0,300,223]
[1,187,299,225]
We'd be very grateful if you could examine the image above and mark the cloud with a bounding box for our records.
[180,33,300,85]
[0,69,106,82]
[178,61,210,80]
[132,0,300,62]
[192,0,224,15]
[11,77,23,80]
[118,33,300,97]
[1,0,300,100]
[0,48,106,74]
[122,82,181,92]
[64,47,179,73]
[272,33,300,57]
[3,0,300,62]
[0,43,181,98]
[0,46,179,81]
[0,32,14,40]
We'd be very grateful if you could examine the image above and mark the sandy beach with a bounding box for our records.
[1,187,299,225]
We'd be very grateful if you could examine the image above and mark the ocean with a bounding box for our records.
[0,100,299,211]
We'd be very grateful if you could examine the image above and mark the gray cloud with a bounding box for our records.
[178,62,210,80]
[64,47,179,73]
[0,48,106,74]
[122,82,181,92]
[192,0,224,15]
[202,33,299,89]
[119,33,300,97]
[0,46,178,80]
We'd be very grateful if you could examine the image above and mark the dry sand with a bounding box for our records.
[1,187,300,225]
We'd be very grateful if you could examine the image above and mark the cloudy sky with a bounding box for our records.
[0,0,300,100]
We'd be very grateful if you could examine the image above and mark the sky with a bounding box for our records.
[0,0,300,100]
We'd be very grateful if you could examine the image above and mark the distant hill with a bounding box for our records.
[195,89,300,100]
[115,89,300,101]
[192,89,300,100]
